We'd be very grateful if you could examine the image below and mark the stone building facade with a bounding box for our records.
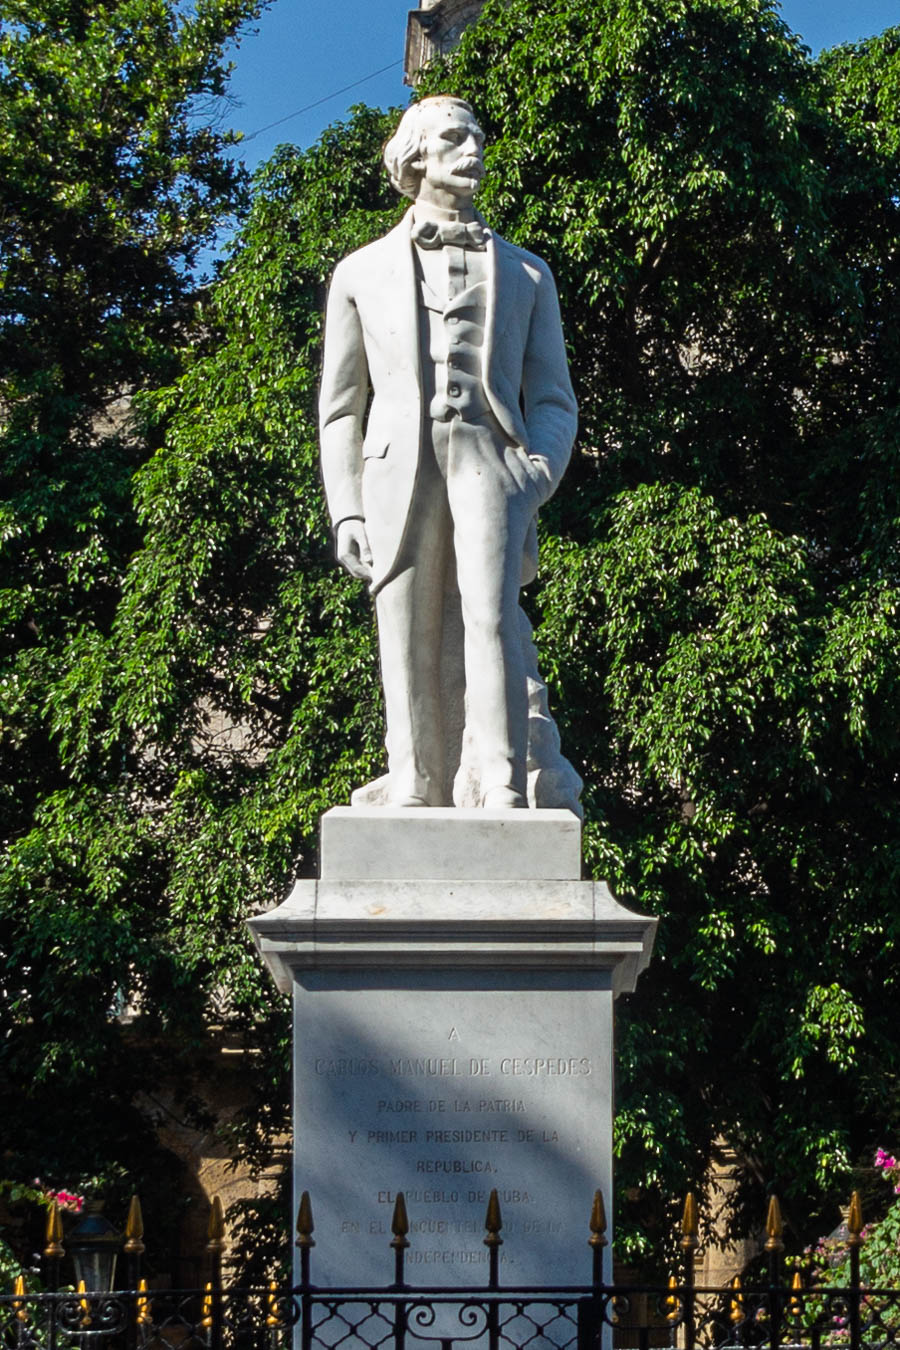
[404,0,487,83]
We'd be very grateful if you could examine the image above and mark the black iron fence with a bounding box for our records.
[3,1189,898,1350]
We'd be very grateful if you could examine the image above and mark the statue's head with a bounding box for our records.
[383,96,485,204]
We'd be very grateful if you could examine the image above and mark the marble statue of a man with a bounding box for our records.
[319,96,581,811]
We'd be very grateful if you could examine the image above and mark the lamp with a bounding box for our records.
[68,1201,124,1292]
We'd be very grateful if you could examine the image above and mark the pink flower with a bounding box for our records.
[45,1188,84,1212]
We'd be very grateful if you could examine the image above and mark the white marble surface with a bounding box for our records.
[245,812,657,1291]
[249,877,656,994]
[319,98,579,809]
[293,970,612,1287]
[320,805,582,880]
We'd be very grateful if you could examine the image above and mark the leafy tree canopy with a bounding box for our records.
[0,0,264,1230]
[3,0,900,1273]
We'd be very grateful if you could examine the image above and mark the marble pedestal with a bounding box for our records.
[249,808,656,1288]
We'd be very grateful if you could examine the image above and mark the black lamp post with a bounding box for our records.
[68,1201,124,1292]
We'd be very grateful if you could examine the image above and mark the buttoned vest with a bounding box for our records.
[416,231,492,423]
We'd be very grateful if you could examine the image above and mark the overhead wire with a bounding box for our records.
[241,58,405,142]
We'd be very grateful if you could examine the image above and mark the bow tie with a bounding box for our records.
[411,218,488,251]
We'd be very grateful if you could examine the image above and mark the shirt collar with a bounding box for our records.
[412,201,485,228]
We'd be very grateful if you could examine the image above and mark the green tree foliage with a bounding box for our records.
[4,0,900,1275]
[0,0,264,1205]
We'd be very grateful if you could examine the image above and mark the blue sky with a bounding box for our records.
[222,0,900,174]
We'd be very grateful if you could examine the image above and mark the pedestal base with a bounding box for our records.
[248,809,656,1287]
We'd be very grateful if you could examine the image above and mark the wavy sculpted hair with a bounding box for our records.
[383,96,479,200]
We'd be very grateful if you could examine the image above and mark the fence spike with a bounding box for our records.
[847,1191,864,1246]
[125,1195,145,1255]
[588,1189,608,1249]
[665,1274,681,1324]
[790,1269,803,1317]
[681,1193,699,1250]
[765,1196,784,1252]
[483,1188,503,1247]
[77,1279,91,1329]
[206,1196,225,1253]
[729,1274,744,1324]
[136,1277,152,1326]
[44,1199,64,1259]
[391,1192,410,1249]
[266,1279,282,1327]
[296,1191,315,1249]
[13,1273,28,1323]
[201,1283,213,1329]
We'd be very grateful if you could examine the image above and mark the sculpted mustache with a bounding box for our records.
[453,157,484,175]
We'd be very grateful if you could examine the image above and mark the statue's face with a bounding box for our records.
[416,102,485,206]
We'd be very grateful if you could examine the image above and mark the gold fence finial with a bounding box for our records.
[729,1274,744,1324]
[665,1274,681,1324]
[790,1268,803,1317]
[136,1278,152,1327]
[296,1191,315,1249]
[765,1196,784,1252]
[125,1195,145,1255]
[391,1192,410,1249]
[266,1280,282,1327]
[847,1191,864,1247]
[207,1196,225,1253]
[44,1199,64,1260]
[484,1189,503,1247]
[77,1279,91,1329]
[201,1283,213,1329]
[681,1193,698,1250]
[589,1190,608,1249]
[13,1274,28,1323]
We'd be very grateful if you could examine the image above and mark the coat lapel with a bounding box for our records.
[378,208,420,388]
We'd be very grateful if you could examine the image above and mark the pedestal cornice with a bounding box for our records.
[248,877,656,996]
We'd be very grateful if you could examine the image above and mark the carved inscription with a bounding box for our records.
[294,981,617,1292]
[310,1034,595,1253]
[316,1056,592,1077]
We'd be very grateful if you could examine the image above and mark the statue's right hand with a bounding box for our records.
[336,518,373,582]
